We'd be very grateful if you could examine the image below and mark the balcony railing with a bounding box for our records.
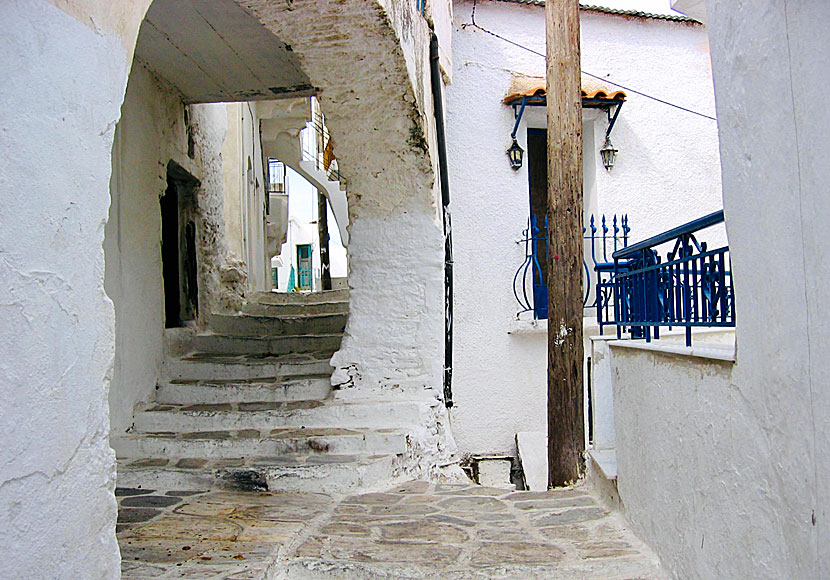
[513,214,630,320]
[301,99,344,185]
[610,210,734,346]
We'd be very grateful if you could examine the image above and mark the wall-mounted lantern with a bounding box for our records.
[600,136,618,170]
[507,138,524,170]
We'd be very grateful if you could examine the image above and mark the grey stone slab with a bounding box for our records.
[534,507,608,526]
[377,521,470,544]
[236,429,261,438]
[326,540,462,566]
[118,508,161,524]
[424,514,477,527]
[117,487,156,497]
[121,495,183,508]
[438,485,508,497]
[369,503,440,516]
[129,458,169,467]
[504,489,588,501]
[215,458,246,468]
[177,458,209,469]
[475,527,533,542]
[578,540,639,559]
[437,496,508,513]
[538,524,592,542]
[388,480,433,494]
[321,522,371,537]
[342,493,402,505]
[182,430,232,440]
[306,454,360,465]
[181,403,234,412]
[470,541,565,568]
[514,496,596,510]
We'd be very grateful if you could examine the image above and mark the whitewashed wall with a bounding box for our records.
[612,1,830,578]
[106,65,176,435]
[106,61,239,434]
[0,0,152,577]
[221,102,269,293]
[1,1,457,577]
[446,0,723,457]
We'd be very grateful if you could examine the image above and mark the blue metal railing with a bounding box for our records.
[513,214,630,320]
[611,210,734,346]
[416,0,427,16]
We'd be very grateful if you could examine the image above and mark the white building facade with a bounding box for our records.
[446,0,723,459]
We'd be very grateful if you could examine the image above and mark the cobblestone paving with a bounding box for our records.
[118,482,665,579]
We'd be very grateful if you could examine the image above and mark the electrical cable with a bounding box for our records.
[466,0,717,121]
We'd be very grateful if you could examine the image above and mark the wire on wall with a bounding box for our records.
[465,0,717,122]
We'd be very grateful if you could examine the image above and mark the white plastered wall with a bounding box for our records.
[611,1,830,577]
[446,0,723,457]
[0,0,153,577]
[107,61,235,434]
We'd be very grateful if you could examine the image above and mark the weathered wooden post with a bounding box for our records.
[317,190,332,291]
[546,0,585,486]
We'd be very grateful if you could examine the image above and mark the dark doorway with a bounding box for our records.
[527,128,548,319]
[161,161,200,328]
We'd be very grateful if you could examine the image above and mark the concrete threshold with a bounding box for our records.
[118,480,667,579]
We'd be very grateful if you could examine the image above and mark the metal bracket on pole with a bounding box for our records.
[605,101,623,138]
[511,97,528,139]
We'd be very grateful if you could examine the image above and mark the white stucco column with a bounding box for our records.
[0,1,149,577]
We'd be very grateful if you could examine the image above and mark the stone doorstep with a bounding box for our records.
[188,332,342,354]
[163,356,333,381]
[132,400,429,433]
[116,454,398,494]
[112,427,409,458]
[155,376,332,405]
[241,300,349,316]
[247,289,349,305]
[207,312,347,338]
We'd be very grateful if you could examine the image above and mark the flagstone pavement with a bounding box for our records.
[117,481,666,579]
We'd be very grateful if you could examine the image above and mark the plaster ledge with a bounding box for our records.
[507,318,547,335]
[588,448,617,480]
[508,317,615,335]
[609,339,736,362]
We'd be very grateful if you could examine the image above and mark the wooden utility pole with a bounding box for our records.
[317,190,332,291]
[546,0,585,487]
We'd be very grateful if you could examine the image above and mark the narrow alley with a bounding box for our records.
[118,481,663,579]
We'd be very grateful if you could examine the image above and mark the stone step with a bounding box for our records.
[155,375,332,405]
[116,453,397,494]
[188,333,342,356]
[133,400,429,433]
[113,427,407,459]
[208,312,347,337]
[164,354,332,382]
[241,300,348,317]
[248,289,349,305]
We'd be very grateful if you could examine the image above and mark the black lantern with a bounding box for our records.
[507,138,524,170]
[600,136,618,170]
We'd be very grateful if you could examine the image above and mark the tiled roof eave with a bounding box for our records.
[487,0,702,24]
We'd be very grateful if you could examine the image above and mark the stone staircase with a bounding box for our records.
[114,290,421,494]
